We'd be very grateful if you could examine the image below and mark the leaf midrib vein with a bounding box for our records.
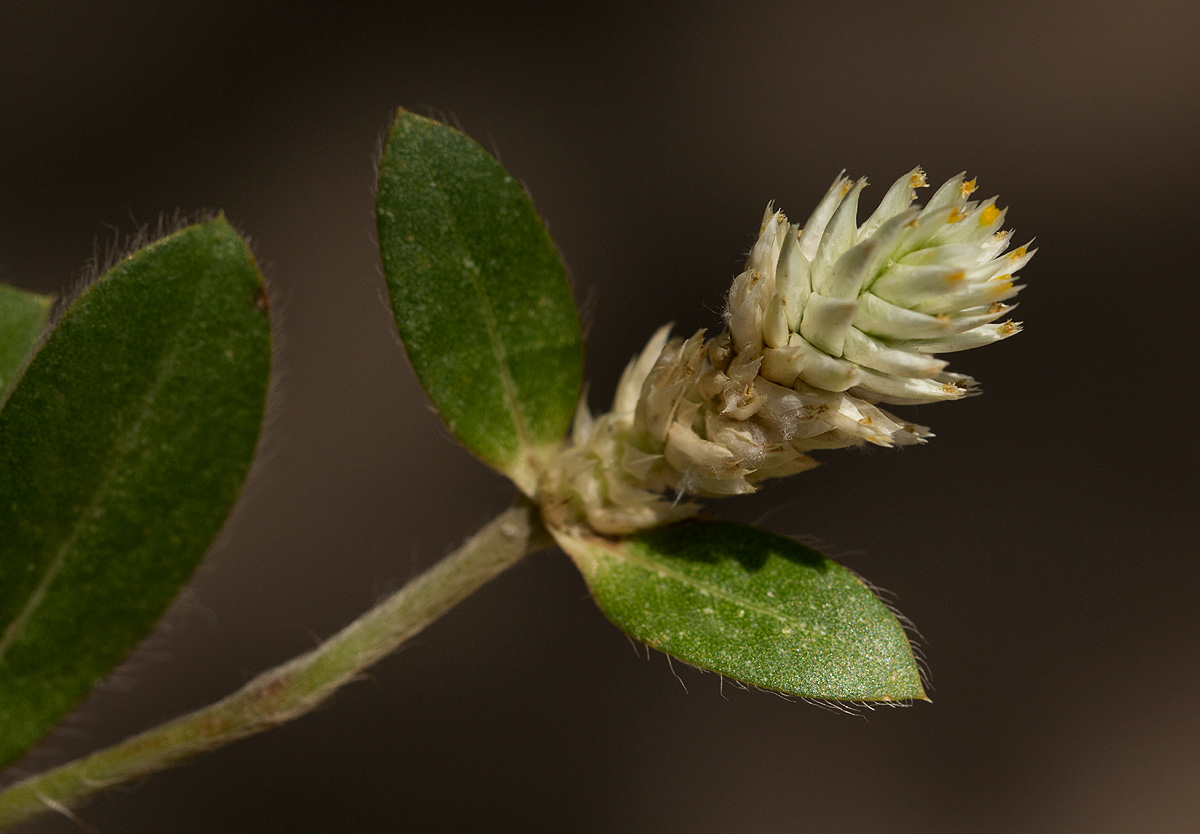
[610,546,834,638]
[0,274,204,663]
[428,175,533,453]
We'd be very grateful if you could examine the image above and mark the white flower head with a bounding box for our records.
[732,168,1027,406]
[549,169,1030,535]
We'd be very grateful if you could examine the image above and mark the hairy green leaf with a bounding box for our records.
[376,109,583,494]
[556,521,925,702]
[0,218,271,768]
[0,283,53,397]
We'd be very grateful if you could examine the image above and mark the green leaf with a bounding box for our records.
[376,109,583,493]
[0,217,271,768]
[555,521,926,702]
[0,283,53,397]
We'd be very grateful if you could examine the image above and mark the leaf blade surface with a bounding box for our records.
[557,521,925,701]
[376,110,582,491]
[0,218,271,768]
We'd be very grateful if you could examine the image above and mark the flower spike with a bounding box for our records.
[548,170,1030,535]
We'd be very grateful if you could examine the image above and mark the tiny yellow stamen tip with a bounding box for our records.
[979,205,1001,226]
[910,170,928,188]
[1012,246,1028,258]
[999,320,1021,335]
[859,416,874,427]
[993,273,1012,282]
[960,178,977,196]
[947,209,966,223]
[941,383,961,395]
[839,181,854,196]
[948,271,966,282]
[987,302,1006,313]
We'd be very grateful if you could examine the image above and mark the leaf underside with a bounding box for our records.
[0,283,53,396]
[0,218,271,768]
[556,521,925,702]
[376,109,583,487]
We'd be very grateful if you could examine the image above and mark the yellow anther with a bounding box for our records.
[960,178,977,196]
[948,208,966,223]
[993,273,1012,283]
[1011,246,1028,258]
[999,320,1020,335]
[910,169,928,188]
[979,205,1001,226]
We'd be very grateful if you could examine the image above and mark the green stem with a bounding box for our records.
[0,499,551,829]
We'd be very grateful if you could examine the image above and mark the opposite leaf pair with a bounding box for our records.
[377,111,1027,704]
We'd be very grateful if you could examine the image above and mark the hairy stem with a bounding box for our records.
[0,499,551,829]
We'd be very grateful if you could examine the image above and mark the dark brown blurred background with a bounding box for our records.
[3,1,1199,831]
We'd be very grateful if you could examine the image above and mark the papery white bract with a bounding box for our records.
[739,168,1027,405]
[549,170,1029,535]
